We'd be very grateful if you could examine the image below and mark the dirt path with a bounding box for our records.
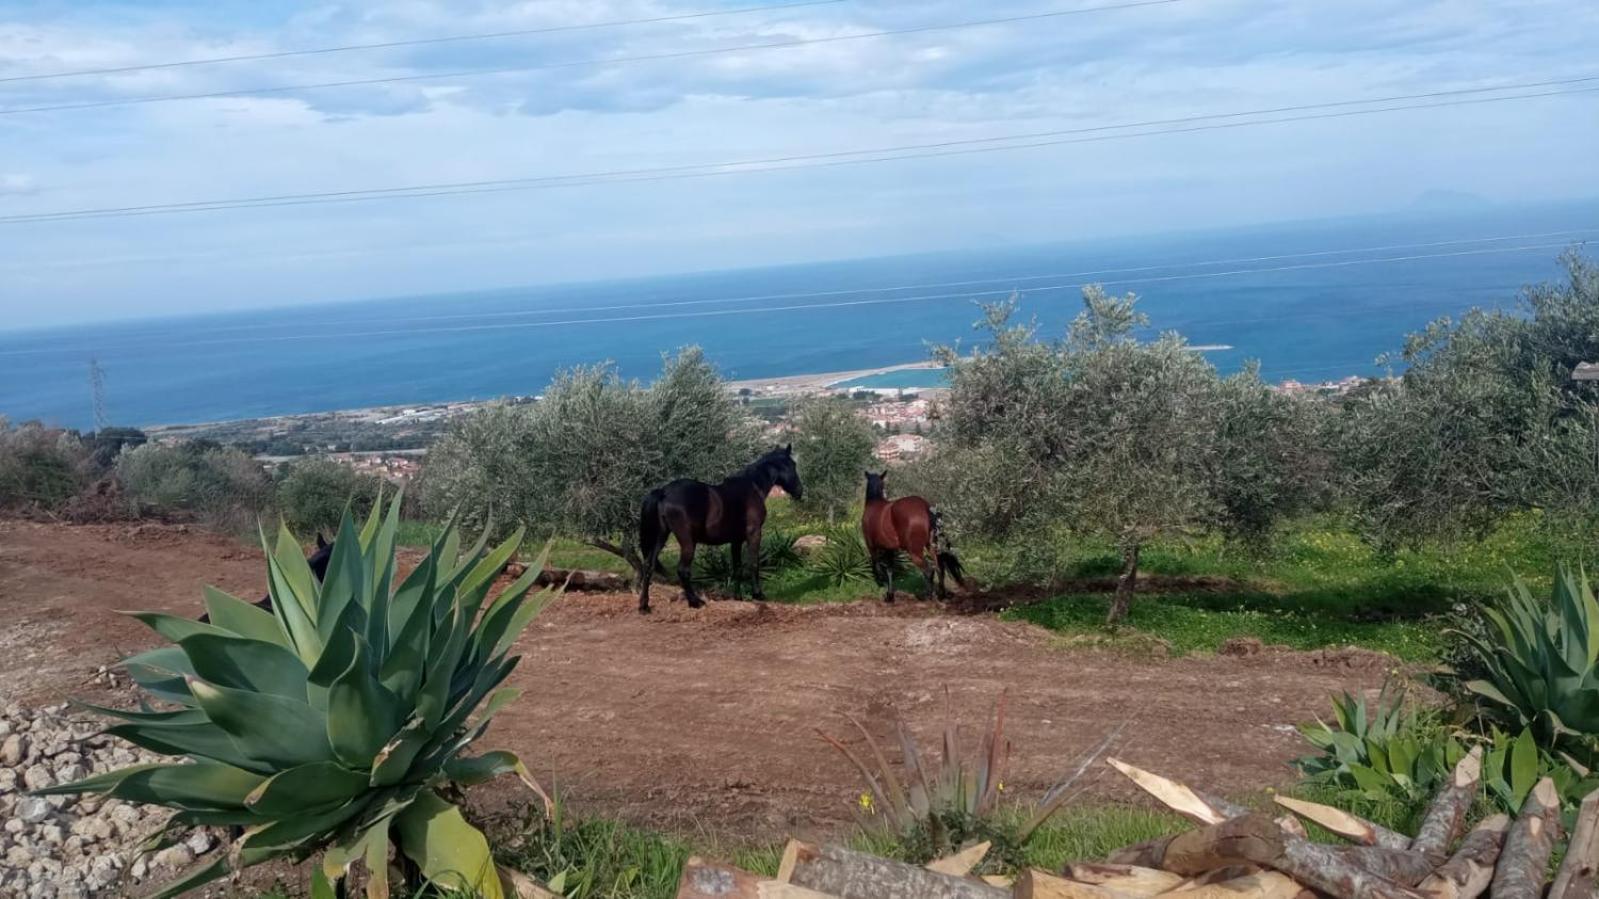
[0,520,1390,841]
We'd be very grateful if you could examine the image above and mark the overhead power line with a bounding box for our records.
[0,0,1187,116]
[0,1,851,84]
[88,227,1593,336]
[3,76,1595,225]
[1,240,1573,357]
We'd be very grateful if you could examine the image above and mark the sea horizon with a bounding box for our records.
[3,199,1595,430]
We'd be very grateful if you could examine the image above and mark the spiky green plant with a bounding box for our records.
[34,494,556,899]
[1455,566,1599,760]
[1295,683,1465,802]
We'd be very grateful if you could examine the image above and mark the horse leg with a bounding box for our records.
[677,540,704,609]
[638,534,666,614]
[729,541,744,599]
[910,546,936,600]
[747,529,765,601]
[880,552,896,604]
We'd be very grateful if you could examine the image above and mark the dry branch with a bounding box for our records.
[786,842,1007,899]
[1272,795,1411,850]
[1551,790,1599,899]
[1414,814,1509,899]
[1410,748,1484,864]
[1490,777,1562,899]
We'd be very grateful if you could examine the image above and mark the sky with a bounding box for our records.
[0,0,1596,329]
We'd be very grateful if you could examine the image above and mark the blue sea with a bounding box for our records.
[2,201,1595,429]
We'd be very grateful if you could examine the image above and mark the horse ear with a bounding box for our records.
[784,443,793,455]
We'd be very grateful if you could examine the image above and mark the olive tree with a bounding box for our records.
[789,396,877,524]
[423,348,761,577]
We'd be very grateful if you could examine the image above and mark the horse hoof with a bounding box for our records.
[687,598,705,609]
[638,605,652,615]
[752,592,766,602]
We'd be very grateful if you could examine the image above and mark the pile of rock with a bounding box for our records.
[1,699,220,899]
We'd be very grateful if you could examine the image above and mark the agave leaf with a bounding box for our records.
[443,749,549,812]
[387,551,436,656]
[31,762,167,796]
[122,647,198,705]
[267,553,324,665]
[1510,727,1539,796]
[142,855,231,899]
[317,514,369,646]
[816,728,895,823]
[246,761,371,817]
[327,639,406,767]
[394,790,504,899]
[178,633,310,702]
[71,702,209,727]
[105,722,263,773]
[371,718,430,787]
[311,866,338,899]
[202,586,289,647]
[99,761,264,811]
[236,800,368,866]
[272,522,321,616]
[189,679,334,770]
[491,589,556,660]
[127,612,230,645]
[364,492,404,661]
[457,528,525,619]
[364,820,393,899]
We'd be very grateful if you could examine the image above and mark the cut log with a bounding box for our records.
[786,843,1008,899]
[675,857,840,899]
[1334,847,1437,887]
[1414,815,1509,899]
[1108,838,1169,868]
[927,841,991,877]
[1016,870,1119,899]
[1156,871,1312,899]
[1551,790,1599,899]
[1272,795,1411,850]
[1410,748,1484,864]
[1108,758,1232,825]
[1061,863,1185,895]
[1274,816,1308,839]
[1120,814,1425,899]
[1490,777,1563,899]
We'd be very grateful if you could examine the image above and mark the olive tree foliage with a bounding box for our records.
[1331,249,1599,551]
[0,418,94,512]
[422,348,762,576]
[115,440,275,529]
[789,396,877,525]
[275,457,386,536]
[931,287,1318,623]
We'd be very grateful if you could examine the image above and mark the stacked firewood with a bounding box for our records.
[673,752,1599,899]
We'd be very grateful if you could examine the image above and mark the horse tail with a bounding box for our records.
[929,507,967,588]
[638,488,671,575]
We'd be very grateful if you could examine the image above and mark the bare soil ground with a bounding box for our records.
[0,520,1392,842]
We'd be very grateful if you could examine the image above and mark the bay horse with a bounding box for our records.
[198,533,333,622]
[861,470,965,602]
[636,445,803,614]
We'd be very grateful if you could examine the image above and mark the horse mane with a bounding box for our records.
[739,447,788,488]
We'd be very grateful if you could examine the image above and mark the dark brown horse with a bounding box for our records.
[861,470,965,602]
[197,533,333,623]
[636,445,803,613]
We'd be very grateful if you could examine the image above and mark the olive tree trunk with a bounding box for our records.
[1107,543,1141,625]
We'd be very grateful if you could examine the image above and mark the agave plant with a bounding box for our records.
[1296,683,1465,802]
[35,494,556,899]
[1481,726,1599,815]
[1455,566,1599,759]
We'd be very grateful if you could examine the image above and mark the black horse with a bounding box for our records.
[198,534,333,623]
[636,445,803,614]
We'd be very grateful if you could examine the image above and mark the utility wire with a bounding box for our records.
[0,0,851,84]
[0,1,1186,116]
[76,227,1592,336]
[0,240,1572,357]
[5,76,1595,225]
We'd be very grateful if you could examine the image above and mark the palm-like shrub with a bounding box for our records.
[1456,566,1599,760]
[36,495,556,899]
[1296,684,1465,802]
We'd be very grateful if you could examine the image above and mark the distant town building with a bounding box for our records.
[875,433,929,462]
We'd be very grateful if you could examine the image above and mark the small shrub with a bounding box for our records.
[40,498,558,898]
[115,440,273,528]
[805,528,881,587]
[0,419,93,512]
[276,457,386,535]
[819,691,1116,869]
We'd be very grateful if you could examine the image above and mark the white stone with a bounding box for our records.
[0,733,28,765]
[152,845,194,869]
[15,796,50,824]
[21,765,53,791]
[184,829,215,856]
